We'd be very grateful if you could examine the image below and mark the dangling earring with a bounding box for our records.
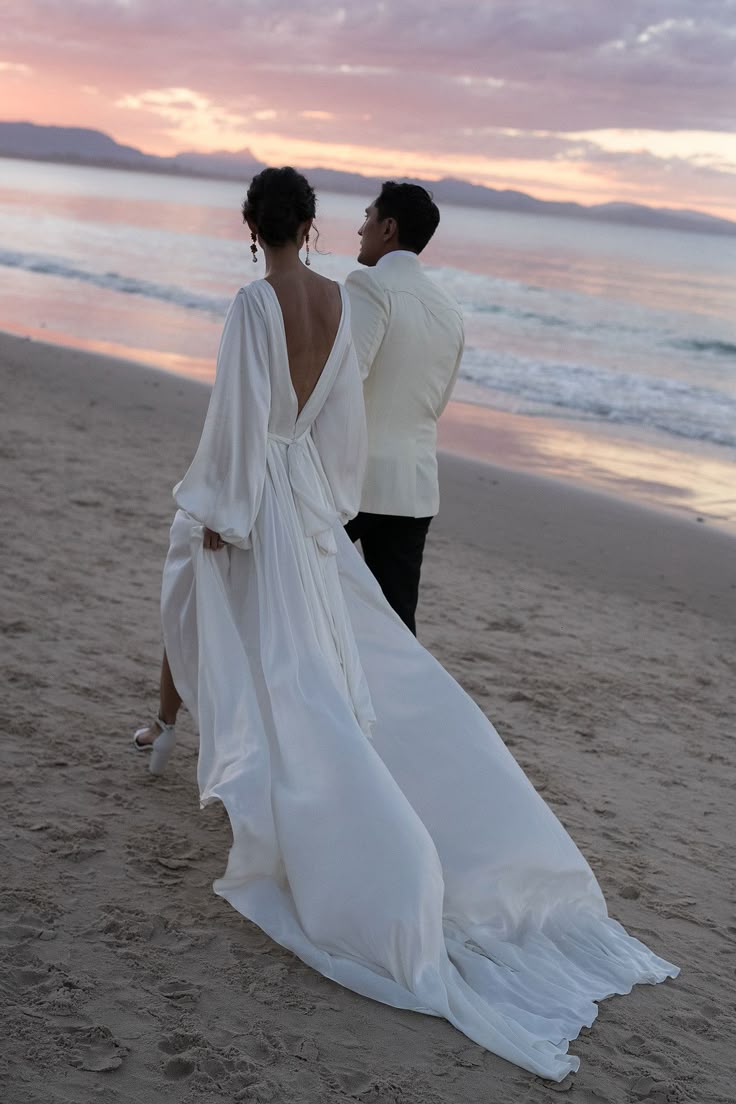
[305,233,311,267]
[250,231,258,263]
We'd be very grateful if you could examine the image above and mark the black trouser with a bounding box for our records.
[345,512,432,635]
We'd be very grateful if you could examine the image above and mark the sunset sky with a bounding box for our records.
[3,1,736,218]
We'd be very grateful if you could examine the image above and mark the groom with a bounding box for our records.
[345,182,465,635]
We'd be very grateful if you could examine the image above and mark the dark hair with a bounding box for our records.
[242,166,316,246]
[374,181,440,253]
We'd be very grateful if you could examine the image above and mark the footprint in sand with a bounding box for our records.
[484,617,525,633]
[164,1055,195,1079]
[629,1074,677,1103]
[0,913,49,944]
[332,1064,378,1095]
[622,1032,648,1056]
[233,1080,278,1103]
[158,979,201,1003]
[158,1030,267,1096]
[159,1029,205,1055]
[65,1024,126,1071]
[281,1031,319,1062]
[0,619,30,637]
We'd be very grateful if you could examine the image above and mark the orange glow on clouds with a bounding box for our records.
[1,55,735,221]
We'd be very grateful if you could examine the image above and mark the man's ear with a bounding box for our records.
[382,216,398,242]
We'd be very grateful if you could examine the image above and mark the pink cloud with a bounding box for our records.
[6,2,736,129]
[2,1,735,214]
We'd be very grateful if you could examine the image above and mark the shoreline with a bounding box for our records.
[1,328,733,629]
[4,326,735,537]
[439,395,736,535]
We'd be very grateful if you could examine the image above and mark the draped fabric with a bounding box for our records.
[161,279,677,1083]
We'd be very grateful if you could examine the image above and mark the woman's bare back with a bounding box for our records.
[265,270,343,415]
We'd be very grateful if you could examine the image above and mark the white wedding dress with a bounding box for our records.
[161,279,677,1082]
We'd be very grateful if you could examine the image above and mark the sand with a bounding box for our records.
[1,330,734,1104]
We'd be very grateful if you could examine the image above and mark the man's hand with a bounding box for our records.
[203,527,225,551]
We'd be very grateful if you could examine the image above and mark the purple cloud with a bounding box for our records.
[7,2,735,131]
[2,1,735,213]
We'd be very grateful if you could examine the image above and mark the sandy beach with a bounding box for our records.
[1,330,735,1104]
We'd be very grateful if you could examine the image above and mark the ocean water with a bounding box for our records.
[1,157,735,521]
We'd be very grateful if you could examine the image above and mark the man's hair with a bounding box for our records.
[374,181,440,254]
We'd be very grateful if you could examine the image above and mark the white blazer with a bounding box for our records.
[345,252,464,518]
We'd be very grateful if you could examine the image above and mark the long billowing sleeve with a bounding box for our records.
[173,288,271,549]
[312,334,367,525]
[345,268,388,381]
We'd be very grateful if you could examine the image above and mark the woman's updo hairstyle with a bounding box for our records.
[242,167,316,246]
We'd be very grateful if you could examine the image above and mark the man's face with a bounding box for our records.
[357,201,388,266]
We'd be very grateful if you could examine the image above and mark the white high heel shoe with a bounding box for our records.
[133,717,177,776]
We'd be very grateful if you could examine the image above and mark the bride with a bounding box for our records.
[134,166,677,1082]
